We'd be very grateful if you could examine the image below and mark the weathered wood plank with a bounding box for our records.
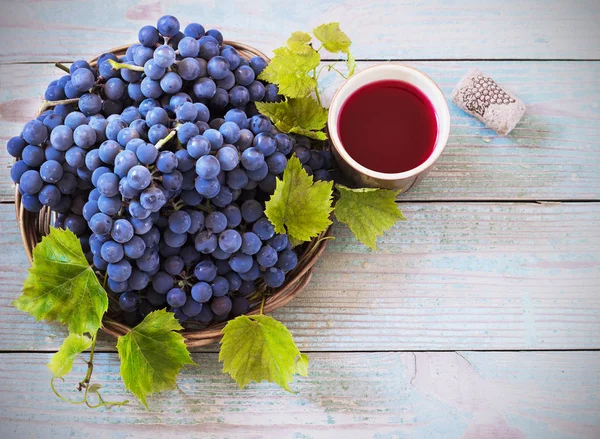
[0,0,599,62]
[1,61,599,202]
[0,351,598,438]
[1,202,598,352]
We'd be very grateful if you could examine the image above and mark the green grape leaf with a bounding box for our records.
[265,155,334,242]
[313,22,352,54]
[258,46,320,98]
[13,227,108,335]
[47,334,93,378]
[116,310,195,409]
[296,353,309,376]
[255,97,328,141]
[287,31,313,54]
[219,314,308,392]
[335,185,406,250]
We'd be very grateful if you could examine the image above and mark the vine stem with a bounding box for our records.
[259,296,266,315]
[79,332,97,390]
[39,98,80,113]
[312,67,322,107]
[55,62,70,73]
[155,129,177,150]
[107,59,145,72]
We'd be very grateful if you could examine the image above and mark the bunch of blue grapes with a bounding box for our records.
[7,15,334,326]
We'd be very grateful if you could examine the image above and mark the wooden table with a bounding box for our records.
[1,1,599,438]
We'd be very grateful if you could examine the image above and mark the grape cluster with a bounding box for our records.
[8,15,333,326]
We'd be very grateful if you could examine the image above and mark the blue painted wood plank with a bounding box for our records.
[0,351,598,438]
[0,0,599,62]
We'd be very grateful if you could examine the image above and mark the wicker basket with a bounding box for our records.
[15,42,331,347]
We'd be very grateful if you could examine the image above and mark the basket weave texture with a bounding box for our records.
[15,42,331,347]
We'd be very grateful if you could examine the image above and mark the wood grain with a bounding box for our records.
[1,202,598,352]
[1,61,599,203]
[0,0,599,62]
[0,351,598,438]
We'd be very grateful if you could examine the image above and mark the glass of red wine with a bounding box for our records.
[328,64,450,192]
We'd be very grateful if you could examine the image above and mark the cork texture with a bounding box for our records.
[452,69,526,136]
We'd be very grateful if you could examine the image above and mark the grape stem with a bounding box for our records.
[312,67,322,107]
[54,62,70,73]
[39,98,80,113]
[107,59,145,72]
[259,296,266,315]
[155,129,177,150]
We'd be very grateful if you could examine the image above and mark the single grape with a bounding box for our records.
[154,44,176,68]
[240,199,263,223]
[38,160,63,184]
[211,276,229,297]
[140,186,167,211]
[215,70,235,90]
[79,93,103,116]
[234,65,255,86]
[182,296,203,317]
[229,252,253,273]
[253,217,275,240]
[111,218,134,243]
[159,71,183,94]
[138,25,160,47]
[119,292,140,312]
[184,22,205,39]
[194,260,217,282]
[168,210,192,234]
[71,68,95,92]
[241,147,264,171]
[195,177,220,198]
[196,155,221,179]
[156,151,178,173]
[187,135,211,159]
[211,296,232,316]
[129,270,150,291]
[195,305,214,323]
[250,115,272,135]
[97,172,120,197]
[137,248,160,272]
[277,249,298,272]
[124,235,147,259]
[50,125,74,151]
[157,15,180,37]
[153,271,175,294]
[205,211,227,233]
[264,267,285,288]
[218,229,242,253]
[114,150,139,177]
[127,165,152,190]
[253,132,277,157]
[57,172,78,194]
[101,240,124,263]
[221,46,240,70]
[178,36,200,57]
[164,255,184,276]
[97,195,121,216]
[249,56,267,75]
[193,77,217,99]
[191,282,212,303]
[256,245,278,268]
[307,150,325,170]
[264,83,282,102]
[38,184,61,207]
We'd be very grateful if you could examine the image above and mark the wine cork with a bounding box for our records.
[452,69,526,136]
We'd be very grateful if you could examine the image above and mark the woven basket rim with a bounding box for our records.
[15,41,331,347]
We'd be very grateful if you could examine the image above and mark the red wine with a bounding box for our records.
[337,79,438,174]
